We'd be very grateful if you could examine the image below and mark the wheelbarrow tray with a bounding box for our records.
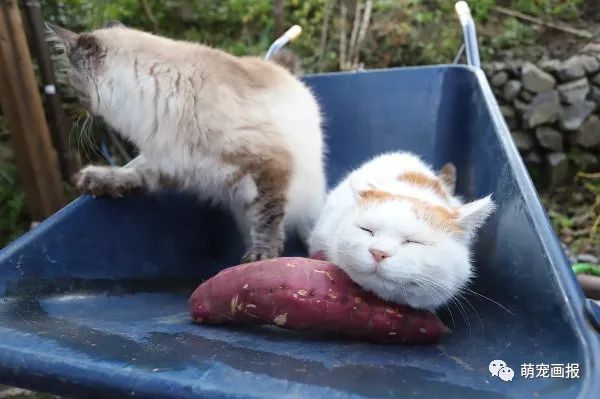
[0,65,598,398]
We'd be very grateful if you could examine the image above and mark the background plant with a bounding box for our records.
[0,0,595,247]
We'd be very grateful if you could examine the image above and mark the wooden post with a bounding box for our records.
[0,0,64,220]
[272,0,284,36]
[23,0,77,180]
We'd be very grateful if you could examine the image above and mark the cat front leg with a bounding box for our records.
[75,157,162,198]
[228,150,292,263]
[241,191,287,262]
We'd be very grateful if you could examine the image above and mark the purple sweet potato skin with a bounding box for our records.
[189,257,448,344]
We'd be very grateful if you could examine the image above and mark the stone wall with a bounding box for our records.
[484,43,600,188]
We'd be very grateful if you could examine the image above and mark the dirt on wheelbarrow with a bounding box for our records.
[0,386,60,398]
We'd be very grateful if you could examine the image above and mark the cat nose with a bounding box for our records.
[369,248,389,263]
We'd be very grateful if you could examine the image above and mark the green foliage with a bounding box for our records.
[512,0,583,18]
[469,0,496,20]
[0,117,29,248]
[40,0,589,71]
[489,17,536,50]
[548,209,574,231]
[43,0,278,57]
[0,164,29,247]
[544,172,600,258]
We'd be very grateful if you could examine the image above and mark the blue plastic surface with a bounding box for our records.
[0,66,598,398]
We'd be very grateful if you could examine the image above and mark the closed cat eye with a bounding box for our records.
[358,226,374,236]
[402,239,426,245]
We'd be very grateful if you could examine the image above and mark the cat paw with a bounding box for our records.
[241,247,282,263]
[74,166,142,198]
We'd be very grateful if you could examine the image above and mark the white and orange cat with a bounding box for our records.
[308,152,495,310]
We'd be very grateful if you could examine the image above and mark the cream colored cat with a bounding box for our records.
[50,23,326,262]
[309,152,495,310]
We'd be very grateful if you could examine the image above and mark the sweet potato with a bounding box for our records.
[189,257,448,344]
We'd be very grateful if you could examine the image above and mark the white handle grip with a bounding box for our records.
[265,25,302,60]
[455,1,481,68]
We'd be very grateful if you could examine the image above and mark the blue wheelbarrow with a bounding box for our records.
[0,2,598,398]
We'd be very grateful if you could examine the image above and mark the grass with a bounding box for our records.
[543,172,600,261]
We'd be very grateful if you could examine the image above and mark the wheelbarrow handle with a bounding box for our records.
[455,1,481,68]
[265,25,302,60]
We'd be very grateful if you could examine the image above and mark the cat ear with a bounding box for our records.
[457,195,495,234]
[77,33,102,58]
[439,162,456,194]
[46,23,78,54]
[104,20,126,29]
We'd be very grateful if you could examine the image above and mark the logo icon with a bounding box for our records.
[498,366,515,381]
[489,359,514,382]
[489,360,506,377]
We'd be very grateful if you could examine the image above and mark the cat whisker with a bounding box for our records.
[71,112,86,162]
[417,274,472,334]
[412,279,438,305]
[416,274,480,328]
[456,291,483,327]
[459,287,513,315]
[426,268,512,316]
[68,109,85,159]
[79,113,93,161]
[85,113,102,159]
[418,275,472,334]
[450,296,472,337]
[444,303,456,329]
[411,278,448,313]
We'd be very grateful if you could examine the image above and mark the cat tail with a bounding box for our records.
[270,48,302,76]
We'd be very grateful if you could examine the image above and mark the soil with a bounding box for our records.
[542,174,600,263]
[483,1,600,62]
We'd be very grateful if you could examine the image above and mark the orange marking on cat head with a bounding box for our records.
[397,171,447,198]
[395,194,461,234]
[415,201,462,235]
[359,190,462,234]
[358,189,394,203]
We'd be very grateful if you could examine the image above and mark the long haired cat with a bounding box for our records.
[49,23,326,262]
[308,152,495,310]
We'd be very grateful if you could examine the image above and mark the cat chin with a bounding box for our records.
[331,252,461,310]
[373,281,453,310]
[331,253,376,278]
[361,276,435,309]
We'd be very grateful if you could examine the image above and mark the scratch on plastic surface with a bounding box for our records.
[43,246,59,264]
[14,255,24,276]
[437,345,474,371]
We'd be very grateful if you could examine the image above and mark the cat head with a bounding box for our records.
[329,182,495,310]
[47,21,126,109]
